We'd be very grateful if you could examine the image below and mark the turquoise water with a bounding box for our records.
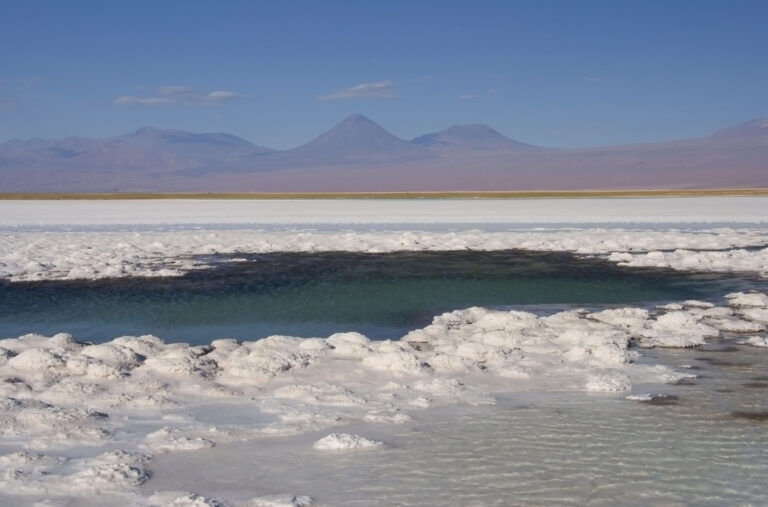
[0,250,763,344]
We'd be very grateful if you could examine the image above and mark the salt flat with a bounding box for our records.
[1,196,767,226]
[0,197,767,506]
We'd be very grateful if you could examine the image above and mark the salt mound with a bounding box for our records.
[587,308,649,332]
[142,427,216,454]
[81,343,143,369]
[68,450,151,492]
[638,311,719,348]
[708,318,765,333]
[8,348,65,371]
[585,372,631,392]
[361,342,427,375]
[726,292,768,308]
[737,308,768,324]
[740,336,768,347]
[0,449,150,496]
[313,433,383,451]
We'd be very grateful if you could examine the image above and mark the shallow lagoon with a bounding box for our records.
[145,340,768,506]
[2,199,768,505]
[1,250,763,343]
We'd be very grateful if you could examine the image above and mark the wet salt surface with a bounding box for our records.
[2,200,768,505]
[2,292,768,506]
[144,341,768,506]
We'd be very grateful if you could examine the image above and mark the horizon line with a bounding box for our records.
[2,188,768,201]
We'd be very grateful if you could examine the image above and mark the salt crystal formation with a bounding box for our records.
[1,292,766,504]
[2,227,767,282]
[313,433,383,450]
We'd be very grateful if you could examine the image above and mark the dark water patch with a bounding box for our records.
[701,345,740,353]
[637,394,680,406]
[1,249,765,345]
[675,378,698,386]
[732,411,768,422]
[742,382,768,389]
[695,357,752,367]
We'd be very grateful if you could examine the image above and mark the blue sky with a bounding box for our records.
[1,0,767,149]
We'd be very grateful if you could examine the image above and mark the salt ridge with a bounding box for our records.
[2,227,767,282]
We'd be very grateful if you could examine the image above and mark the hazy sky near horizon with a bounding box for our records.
[2,1,767,149]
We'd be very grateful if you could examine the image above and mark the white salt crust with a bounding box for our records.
[313,433,383,451]
[1,227,767,282]
[740,336,768,347]
[1,293,766,505]
[1,197,766,227]
[1,201,767,504]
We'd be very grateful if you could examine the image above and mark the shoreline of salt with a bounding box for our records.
[1,291,766,505]
[2,227,767,283]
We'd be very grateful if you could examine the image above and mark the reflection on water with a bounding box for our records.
[145,339,768,506]
[0,250,764,344]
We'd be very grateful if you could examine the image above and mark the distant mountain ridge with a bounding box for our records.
[255,114,435,167]
[1,115,767,192]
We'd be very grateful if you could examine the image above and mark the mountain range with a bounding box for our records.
[1,115,766,192]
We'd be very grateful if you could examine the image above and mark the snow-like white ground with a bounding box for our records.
[2,227,767,282]
[2,295,767,505]
[2,198,767,282]
[1,197,767,227]
[1,198,768,505]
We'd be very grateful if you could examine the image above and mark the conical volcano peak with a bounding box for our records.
[328,114,390,135]
[412,124,540,151]
[282,114,433,162]
[343,113,375,124]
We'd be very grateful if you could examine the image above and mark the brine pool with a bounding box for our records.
[0,249,764,343]
[144,341,768,506]
[2,248,768,506]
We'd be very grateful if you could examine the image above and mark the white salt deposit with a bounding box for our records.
[708,318,765,333]
[1,198,767,504]
[2,292,766,504]
[2,227,768,282]
[2,198,768,282]
[625,393,655,401]
[740,336,768,347]
[313,433,383,451]
[737,308,768,324]
[610,248,768,277]
[1,197,766,227]
[726,292,768,307]
[637,311,720,348]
